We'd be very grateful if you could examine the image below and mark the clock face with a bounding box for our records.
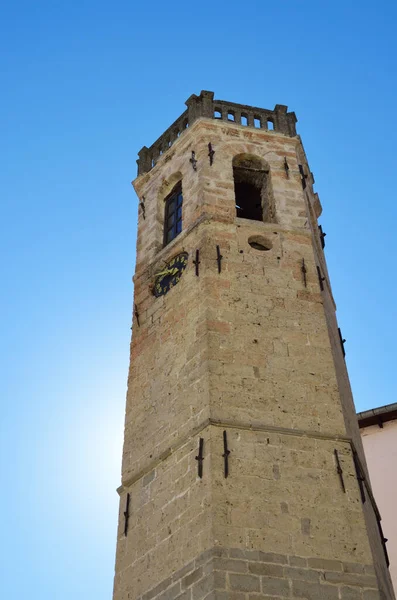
[153,252,188,297]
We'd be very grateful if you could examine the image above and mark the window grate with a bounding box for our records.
[164,184,183,246]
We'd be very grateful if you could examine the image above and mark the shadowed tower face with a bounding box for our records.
[112,91,395,600]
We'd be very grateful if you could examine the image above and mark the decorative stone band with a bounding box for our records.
[136,91,298,176]
[128,546,381,600]
[118,417,351,492]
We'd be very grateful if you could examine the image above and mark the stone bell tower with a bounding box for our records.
[112,91,395,600]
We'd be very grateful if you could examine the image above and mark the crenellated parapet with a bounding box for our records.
[137,90,297,175]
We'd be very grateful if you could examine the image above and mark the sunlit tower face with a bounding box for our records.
[112,91,395,600]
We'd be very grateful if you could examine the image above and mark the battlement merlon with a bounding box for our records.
[136,90,298,176]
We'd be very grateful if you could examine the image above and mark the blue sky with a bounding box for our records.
[1,1,397,598]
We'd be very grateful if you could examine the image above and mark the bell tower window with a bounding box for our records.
[233,154,275,222]
[164,183,183,246]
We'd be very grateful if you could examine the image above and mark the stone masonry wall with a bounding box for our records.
[133,547,382,600]
[113,115,394,600]
[210,428,371,563]
[114,432,213,600]
[113,422,384,600]
[122,221,211,485]
[200,218,347,435]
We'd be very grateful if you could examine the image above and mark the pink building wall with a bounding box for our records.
[360,418,397,591]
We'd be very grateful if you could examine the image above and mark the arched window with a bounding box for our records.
[233,155,275,222]
[164,182,183,246]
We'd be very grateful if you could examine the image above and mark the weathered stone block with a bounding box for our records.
[343,562,366,575]
[214,558,247,573]
[157,582,182,600]
[142,576,174,600]
[175,591,192,600]
[283,566,320,582]
[340,586,363,600]
[363,591,381,600]
[216,592,245,600]
[292,580,339,600]
[213,571,226,589]
[249,563,284,577]
[229,574,261,593]
[182,568,204,589]
[288,556,307,568]
[192,575,214,600]
[324,571,378,588]
[307,558,343,572]
[261,576,290,596]
[257,552,288,565]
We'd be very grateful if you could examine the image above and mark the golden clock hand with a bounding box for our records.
[155,266,179,278]
[155,268,171,278]
[155,270,165,278]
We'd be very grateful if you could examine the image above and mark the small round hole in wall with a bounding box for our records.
[248,235,273,251]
